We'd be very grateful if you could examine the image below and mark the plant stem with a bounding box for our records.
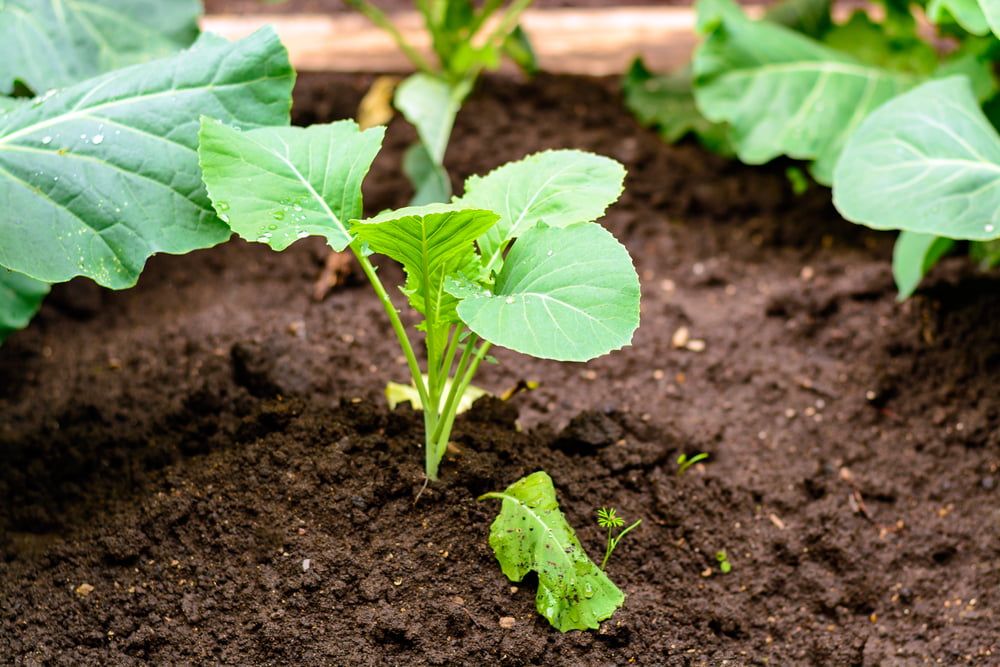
[432,341,491,468]
[354,250,431,414]
[601,527,614,570]
[343,0,437,74]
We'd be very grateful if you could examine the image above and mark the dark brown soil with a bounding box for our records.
[2,73,999,666]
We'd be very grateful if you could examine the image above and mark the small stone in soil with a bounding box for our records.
[302,559,311,572]
[499,617,516,629]
[75,583,95,597]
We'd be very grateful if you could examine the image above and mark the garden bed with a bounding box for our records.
[1,72,998,665]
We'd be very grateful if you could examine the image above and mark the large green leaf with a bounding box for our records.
[457,150,626,271]
[821,11,937,75]
[455,223,639,362]
[0,0,202,95]
[0,28,294,289]
[480,471,626,632]
[622,59,732,154]
[892,231,955,300]
[0,268,50,343]
[693,0,914,184]
[199,119,384,252]
[832,77,1000,241]
[351,203,498,331]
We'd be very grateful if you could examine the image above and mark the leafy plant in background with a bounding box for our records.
[0,0,296,344]
[344,0,537,204]
[480,472,628,631]
[198,119,640,480]
[626,0,1000,298]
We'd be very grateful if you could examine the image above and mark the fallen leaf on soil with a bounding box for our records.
[357,75,400,130]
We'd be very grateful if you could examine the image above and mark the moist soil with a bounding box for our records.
[1,73,999,666]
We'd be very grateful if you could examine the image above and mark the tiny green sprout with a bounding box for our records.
[597,507,642,570]
[676,452,709,476]
[716,549,732,574]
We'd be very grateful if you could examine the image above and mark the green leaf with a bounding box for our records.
[480,471,626,632]
[971,238,1000,267]
[927,0,1000,37]
[199,119,384,252]
[403,142,452,206]
[892,231,955,300]
[395,73,467,165]
[0,0,202,95]
[455,223,640,362]
[821,11,937,75]
[0,268,50,344]
[458,150,626,271]
[692,0,914,184]
[351,203,498,332]
[385,374,487,413]
[623,59,732,154]
[832,77,1000,241]
[0,27,295,288]
[763,0,832,37]
[502,25,539,76]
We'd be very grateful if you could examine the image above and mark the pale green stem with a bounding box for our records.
[343,0,437,74]
[353,250,431,413]
[436,324,462,394]
[432,341,491,469]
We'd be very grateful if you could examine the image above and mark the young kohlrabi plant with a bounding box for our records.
[198,120,639,480]
[344,0,537,204]
[625,0,1000,298]
[0,0,295,344]
[480,472,629,631]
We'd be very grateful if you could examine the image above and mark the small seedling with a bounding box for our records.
[716,549,732,574]
[199,123,640,481]
[676,452,709,476]
[596,507,642,570]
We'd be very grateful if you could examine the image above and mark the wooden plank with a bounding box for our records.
[201,6,763,76]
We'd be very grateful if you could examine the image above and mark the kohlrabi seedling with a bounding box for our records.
[198,120,640,480]
[480,472,628,631]
[676,451,709,476]
[345,0,537,204]
[596,507,642,570]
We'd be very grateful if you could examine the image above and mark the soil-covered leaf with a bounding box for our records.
[0,268,49,343]
[480,471,625,632]
[693,0,914,184]
[0,0,202,95]
[199,120,385,252]
[457,149,626,270]
[832,77,1000,241]
[0,28,294,289]
[455,223,639,362]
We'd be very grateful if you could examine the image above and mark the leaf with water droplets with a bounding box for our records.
[0,28,294,289]
[480,471,625,632]
[199,119,385,252]
[0,0,202,95]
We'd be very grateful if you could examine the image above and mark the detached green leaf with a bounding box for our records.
[0,28,294,288]
[0,0,202,94]
[456,223,639,362]
[693,0,913,184]
[0,268,50,343]
[480,471,625,632]
[892,231,955,300]
[199,119,384,252]
[832,77,1000,241]
[351,204,498,332]
[458,150,626,270]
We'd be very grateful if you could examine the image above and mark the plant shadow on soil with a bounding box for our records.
[1,73,998,666]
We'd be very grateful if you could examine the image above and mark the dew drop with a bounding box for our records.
[272,211,285,221]
[217,201,230,212]
[92,134,104,145]
[268,223,278,230]
[505,296,515,304]
[219,214,230,223]
[546,250,553,257]
[297,230,309,239]
[986,224,995,234]
[41,136,52,145]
